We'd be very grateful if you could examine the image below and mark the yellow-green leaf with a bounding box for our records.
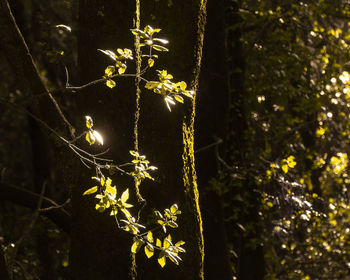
[148,58,154,67]
[83,186,98,195]
[105,65,115,76]
[175,241,185,247]
[105,177,112,187]
[86,131,95,145]
[101,176,105,186]
[281,164,289,174]
[158,252,166,267]
[170,204,178,214]
[145,81,159,89]
[85,116,93,128]
[118,65,126,74]
[179,81,187,91]
[106,185,116,198]
[144,245,154,258]
[144,25,154,35]
[110,208,118,216]
[146,231,153,243]
[121,189,129,203]
[106,79,116,88]
[130,29,148,38]
[163,235,171,249]
[174,95,184,103]
[129,150,139,157]
[153,45,169,52]
[131,239,143,253]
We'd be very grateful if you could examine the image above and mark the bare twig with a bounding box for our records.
[8,182,47,277]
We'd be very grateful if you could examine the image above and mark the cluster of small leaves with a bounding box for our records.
[131,204,185,267]
[84,177,130,215]
[265,156,297,181]
[83,176,149,234]
[96,25,193,111]
[78,25,188,269]
[98,48,133,88]
[132,232,185,267]
[81,153,185,266]
[131,25,169,68]
[129,150,157,187]
[155,204,181,233]
[85,116,104,145]
[145,70,194,111]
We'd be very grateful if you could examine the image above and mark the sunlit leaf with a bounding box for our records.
[85,116,93,129]
[145,244,154,258]
[130,150,139,157]
[145,81,160,89]
[174,95,184,103]
[152,45,169,52]
[175,241,185,247]
[98,49,117,61]
[170,204,178,214]
[83,186,98,195]
[153,38,169,44]
[163,235,171,249]
[56,24,71,32]
[86,131,95,145]
[105,65,115,76]
[101,176,105,186]
[158,251,166,267]
[131,239,143,253]
[92,130,104,145]
[106,185,116,198]
[118,65,126,74]
[146,231,153,243]
[282,164,289,174]
[110,208,118,216]
[144,25,154,35]
[179,81,187,91]
[121,189,129,203]
[148,58,154,67]
[168,253,179,265]
[130,29,148,38]
[106,79,116,88]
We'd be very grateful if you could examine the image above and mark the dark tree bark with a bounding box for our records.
[224,1,266,279]
[196,0,232,279]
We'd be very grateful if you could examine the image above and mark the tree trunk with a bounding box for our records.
[196,0,232,279]
[224,1,266,279]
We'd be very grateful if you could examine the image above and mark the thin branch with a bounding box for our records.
[0,99,69,144]
[66,73,149,91]
[47,92,75,138]
[39,198,71,212]
[195,137,223,154]
[0,182,70,233]
[8,182,47,276]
